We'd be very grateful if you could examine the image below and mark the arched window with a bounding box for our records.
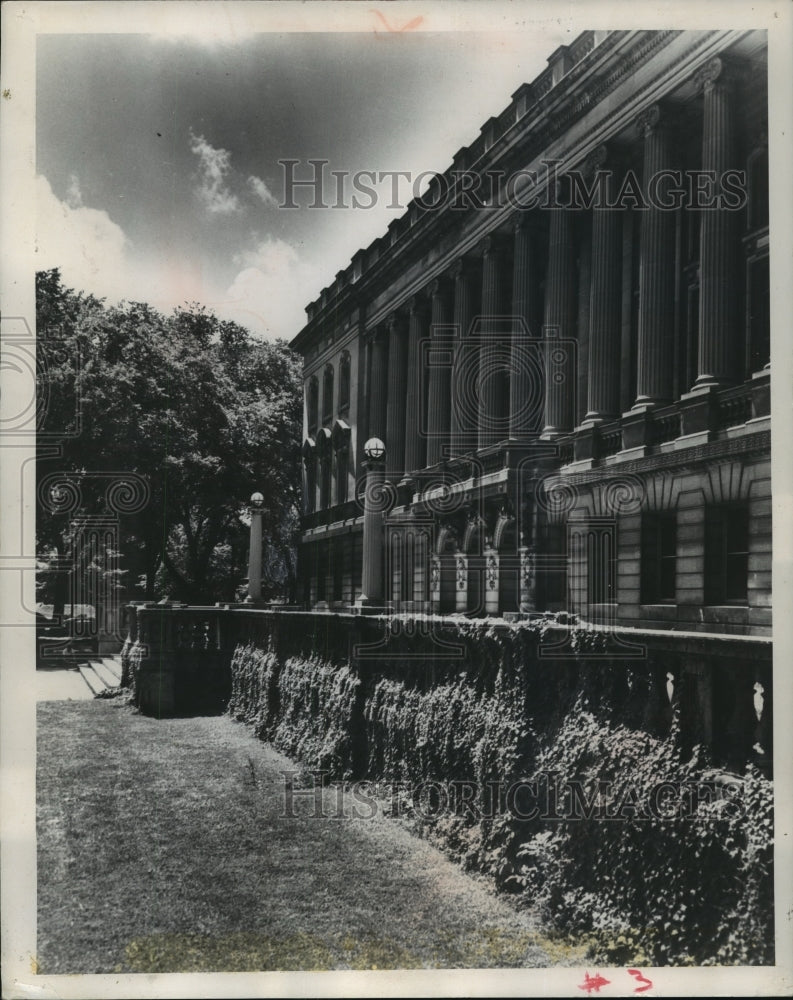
[322,364,334,425]
[336,446,349,505]
[305,457,317,514]
[332,419,352,507]
[338,351,351,414]
[302,439,317,514]
[316,427,332,509]
[307,377,319,434]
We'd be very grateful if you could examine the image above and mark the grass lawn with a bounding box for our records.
[37,698,585,974]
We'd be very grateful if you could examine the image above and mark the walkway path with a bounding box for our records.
[37,699,584,975]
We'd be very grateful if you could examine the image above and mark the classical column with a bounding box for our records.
[385,312,408,479]
[450,259,477,457]
[541,180,577,437]
[634,105,676,407]
[692,56,741,390]
[356,440,387,608]
[368,327,389,440]
[404,295,429,476]
[585,147,624,421]
[478,235,509,449]
[426,278,452,467]
[509,215,541,437]
[246,492,264,603]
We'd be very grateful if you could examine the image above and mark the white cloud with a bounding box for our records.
[188,130,240,215]
[35,174,210,313]
[65,174,83,209]
[35,174,129,301]
[35,174,311,343]
[248,174,278,208]
[220,238,321,342]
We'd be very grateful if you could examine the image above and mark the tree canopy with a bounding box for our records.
[36,269,303,612]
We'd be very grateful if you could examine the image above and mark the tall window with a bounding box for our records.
[316,546,327,603]
[338,351,351,414]
[307,377,319,433]
[641,512,677,604]
[704,504,749,604]
[586,525,616,605]
[320,454,331,510]
[401,533,415,602]
[332,540,344,602]
[322,364,334,425]
[304,455,316,514]
[336,446,349,505]
[541,522,568,608]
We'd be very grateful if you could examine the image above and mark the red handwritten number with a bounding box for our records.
[627,968,653,993]
[579,972,611,994]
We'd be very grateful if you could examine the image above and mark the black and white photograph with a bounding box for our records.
[1,1,792,996]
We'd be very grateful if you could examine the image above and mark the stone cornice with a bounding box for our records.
[555,430,769,486]
[291,29,755,353]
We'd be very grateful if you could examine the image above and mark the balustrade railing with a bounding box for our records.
[600,424,622,457]
[123,601,772,775]
[557,439,575,465]
[718,382,753,429]
[648,406,680,446]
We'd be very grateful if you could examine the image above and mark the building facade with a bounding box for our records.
[291,29,770,640]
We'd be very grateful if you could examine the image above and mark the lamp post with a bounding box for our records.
[355,437,387,611]
[246,491,264,603]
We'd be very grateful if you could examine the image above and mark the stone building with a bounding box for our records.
[291,28,770,642]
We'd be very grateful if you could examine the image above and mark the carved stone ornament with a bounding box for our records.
[487,553,498,590]
[635,103,661,138]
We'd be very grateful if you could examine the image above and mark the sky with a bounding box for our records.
[35,16,570,341]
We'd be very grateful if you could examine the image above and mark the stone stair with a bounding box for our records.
[77,654,123,696]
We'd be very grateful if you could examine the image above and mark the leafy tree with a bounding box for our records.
[36,269,302,612]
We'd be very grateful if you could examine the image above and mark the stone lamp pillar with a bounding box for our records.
[356,437,387,610]
[246,491,264,603]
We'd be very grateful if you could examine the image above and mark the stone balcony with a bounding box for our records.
[561,372,769,468]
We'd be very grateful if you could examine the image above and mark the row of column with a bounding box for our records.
[364,54,745,481]
[547,54,743,428]
[369,221,543,481]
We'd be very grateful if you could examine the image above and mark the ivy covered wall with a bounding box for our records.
[226,613,773,966]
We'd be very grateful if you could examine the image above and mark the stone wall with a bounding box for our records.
[123,605,772,778]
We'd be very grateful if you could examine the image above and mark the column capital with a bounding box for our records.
[449,256,477,281]
[406,293,430,315]
[512,211,533,234]
[386,310,406,333]
[479,233,505,258]
[427,276,450,298]
[581,143,609,178]
[635,103,664,138]
[692,54,744,94]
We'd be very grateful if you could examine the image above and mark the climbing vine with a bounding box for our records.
[226,617,773,966]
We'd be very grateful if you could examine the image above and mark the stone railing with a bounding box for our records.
[565,374,769,462]
[647,404,680,445]
[121,603,773,777]
[718,382,754,429]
